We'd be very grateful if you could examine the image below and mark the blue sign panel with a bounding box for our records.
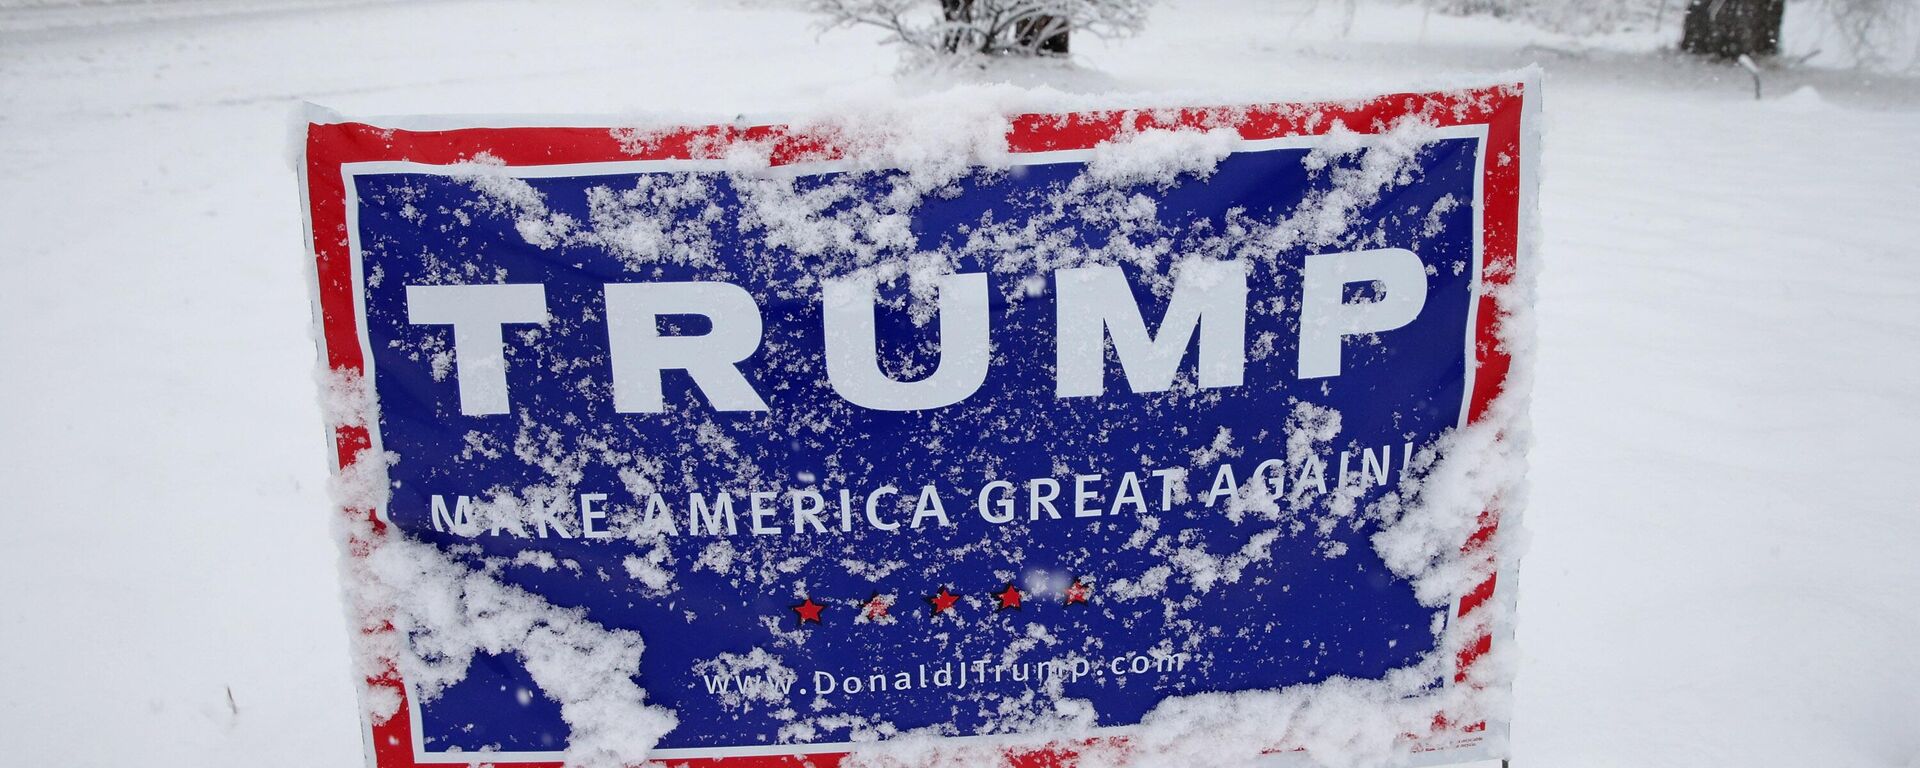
[344,130,1484,757]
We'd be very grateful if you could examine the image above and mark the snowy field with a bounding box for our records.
[2,0,1917,767]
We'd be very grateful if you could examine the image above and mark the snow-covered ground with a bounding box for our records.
[2,1,1916,767]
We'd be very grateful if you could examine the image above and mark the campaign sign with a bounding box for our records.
[302,83,1532,767]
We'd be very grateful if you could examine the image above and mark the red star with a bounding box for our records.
[927,587,961,615]
[863,594,891,620]
[994,584,1023,612]
[1065,579,1091,606]
[791,597,824,626]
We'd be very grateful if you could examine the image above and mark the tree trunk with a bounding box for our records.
[1680,0,1785,60]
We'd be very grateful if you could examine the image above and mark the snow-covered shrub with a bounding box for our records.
[807,0,1156,60]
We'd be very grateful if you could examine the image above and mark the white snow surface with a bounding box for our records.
[1,1,1917,768]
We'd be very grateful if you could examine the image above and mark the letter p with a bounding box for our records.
[1297,248,1429,379]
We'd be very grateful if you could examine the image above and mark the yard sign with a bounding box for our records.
[301,81,1535,767]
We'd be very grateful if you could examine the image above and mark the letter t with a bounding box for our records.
[406,283,550,415]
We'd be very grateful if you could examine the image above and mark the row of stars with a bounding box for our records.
[790,580,1093,626]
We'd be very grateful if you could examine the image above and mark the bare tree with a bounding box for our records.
[1818,0,1919,70]
[1430,0,1914,71]
[808,0,1154,59]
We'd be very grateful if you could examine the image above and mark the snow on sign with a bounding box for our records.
[299,79,1536,768]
